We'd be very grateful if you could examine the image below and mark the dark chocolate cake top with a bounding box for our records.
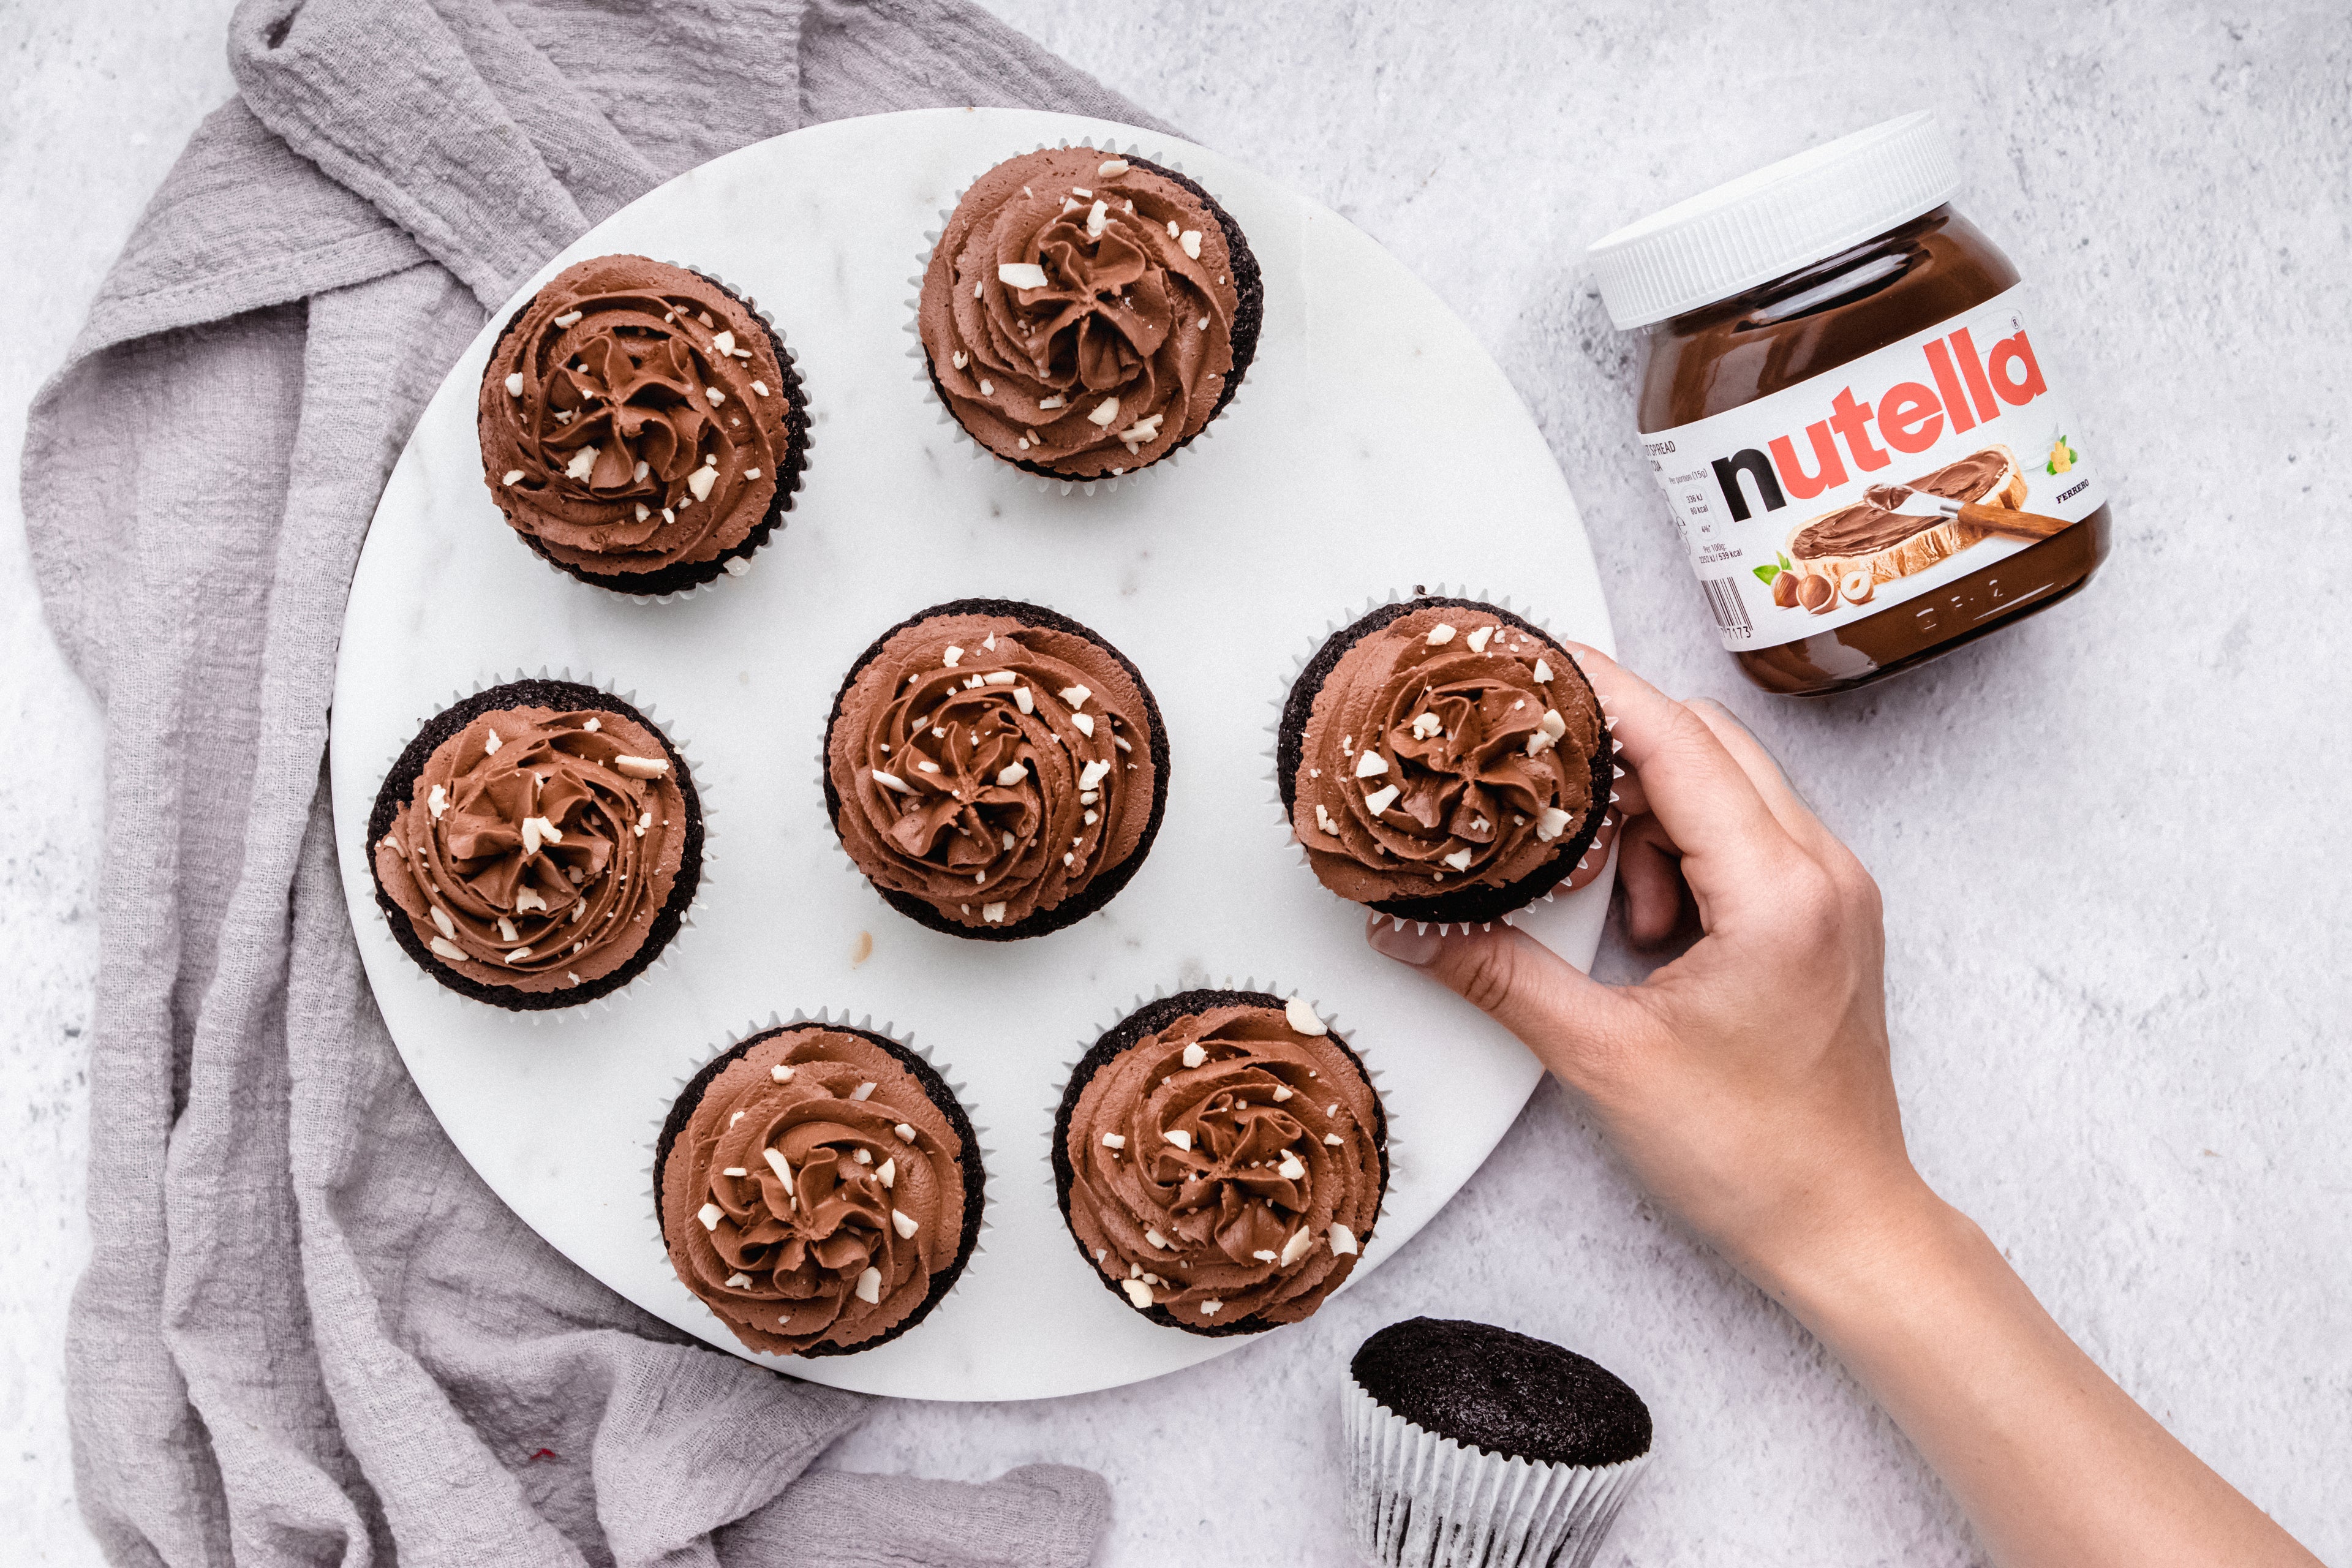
[1352,1317,1652,1468]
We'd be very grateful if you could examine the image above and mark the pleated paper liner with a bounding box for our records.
[905,138,1258,497]
[1264,587,1625,937]
[1342,1373,1649,1568]
[1047,979,1396,1336]
[491,257,813,605]
[643,1008,992,1360]
[364,666,714,1024]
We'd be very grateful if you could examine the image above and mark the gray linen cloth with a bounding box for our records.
[20,1,1170,1562]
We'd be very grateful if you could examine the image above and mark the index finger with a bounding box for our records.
[1557,643,1803,895]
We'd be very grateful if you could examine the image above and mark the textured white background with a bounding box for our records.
[4,3,2346,1565]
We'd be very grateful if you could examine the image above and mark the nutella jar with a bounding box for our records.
[1588,115,2111,696]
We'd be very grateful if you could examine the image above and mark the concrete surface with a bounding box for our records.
[4,2,2346,1564]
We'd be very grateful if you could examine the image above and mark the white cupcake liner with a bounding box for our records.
[904,137,1254,498]
[502,258,813,606]
[1265,587,1625,937]
[1343,1374,1649,1568]
[1050,978,1396,1330]
[368,665,715,1025]
[642,1007,992,1359]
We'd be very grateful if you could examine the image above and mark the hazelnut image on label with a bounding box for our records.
[1771,570,1802,609]
[1839,568,1875,605]
[1798,573,1838,614]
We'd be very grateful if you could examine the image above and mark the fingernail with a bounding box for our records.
[1366,918,1442,967]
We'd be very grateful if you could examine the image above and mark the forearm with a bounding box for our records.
[1762,1187,2318,1568]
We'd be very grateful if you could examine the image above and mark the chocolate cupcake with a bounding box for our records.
[1280,598,1610,925]
[1344,1318,1652,1568]
[367,679,702,1011]
[823,599,1169,940]
[918,146,1262,482]
[655,1022,982,1357]
[1052,989,1386,1336]
[479,254,809,594]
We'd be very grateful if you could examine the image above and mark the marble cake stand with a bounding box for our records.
[328,107,1616,1400]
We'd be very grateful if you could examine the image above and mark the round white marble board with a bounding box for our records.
[328,107,1618,1401]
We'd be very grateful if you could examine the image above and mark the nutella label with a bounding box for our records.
[1640,285,2106,651]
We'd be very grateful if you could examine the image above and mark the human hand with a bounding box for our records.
[1366,647,1934,1294]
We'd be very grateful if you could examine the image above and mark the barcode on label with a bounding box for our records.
[1699,576,1750,636]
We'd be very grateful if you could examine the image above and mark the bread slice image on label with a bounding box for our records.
[1783,444,2029,588]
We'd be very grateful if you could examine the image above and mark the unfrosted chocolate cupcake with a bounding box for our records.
[1344,1318,1653,1568]
[1280,599,1609,925]
[918,146,1262,481]
[367,680,701,1010]
[479,254,809,594]
[1052,989,1386,1337]
[655,1022,982,1357]
[823,599,1169,940]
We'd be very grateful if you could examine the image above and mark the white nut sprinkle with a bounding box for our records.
[429,936,466,962]
[1532,658,1554,683]
[1525,729,1558,757]
[876,1158,895,1188]
[981,902,1007,923]
[1280,1229,1313,1266]
[1086,199,1109,239]
[1284,996,1329,1036]
[1145,1228,1169,1250]
[1079,790,1098,805]
[763,1145,793,1186]
[1071,712,1095,737]
[1353,750,1389,779]
[983,671,1017,685]
[1098,158,1130,176]
[1101,1133,1126,1149]
[1272,1085,1293,1102]
[1329,1224,1360,1256]
[1535,807,1573,842]
[1181,1043,1207,1069]
[1540,708,1568,741]
[1362,784,1400,816]
[771,1063,795,1081]
[1199,1300,1221,1316]
[430,906,456,940]
[855,1267,883,1305]
[849,1082,877,1102]
[892,1210,919,1239]
[853,1148,872,1165]
[1466,625,1495,652]
[894,1123,916,1142]
[1167,219,1180,238]
[500,469,524,486]
[943,645,963,667]
[1163,1129,1192,1152]
[496,916,518,943]
[1427,622,1457,646]
[1179,228,1202,259]
[1121,1278,1153,1309]
[1325,1133,1344,1146]
[1088,397,1120,428]
[1443,848,1473,871]
[687,466,717,502]
[613,755,668,778]
[870,769,913,793]
[1277,1154,1306,1180]
[1078,759,1112,791]
[978,379,993,396]
[697,1202,723,1231]
[705,385,724,405]
[995,764,1027,786]
[1315,803,1338,835]
[1252,1249,1278,1263]
[1058,684,1091,709]
[997,262,1049,289]
[1083,809,1098,826]
[552,310,582,327]
[725,1272,752,1288]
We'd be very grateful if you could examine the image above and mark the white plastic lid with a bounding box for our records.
[1586,114,1960,330]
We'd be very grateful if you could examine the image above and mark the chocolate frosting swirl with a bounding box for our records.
[373,704,687,993]
[919,148,1240,477]
[1064,997,1384,1329]
[1292,605,1604,907]
[480,255,793,578]
[659,1026,971,1356]
[826,609,1159,932]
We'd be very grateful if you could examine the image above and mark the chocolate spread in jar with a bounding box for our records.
[1589,116,2113,696]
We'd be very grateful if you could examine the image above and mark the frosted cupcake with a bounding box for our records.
[918,147,1261,481]
[1280,598,1609,925]
[367,679,701,1011]
[1053,989,1385,1336]
[479,254,809,593]
[655,1022,983,1357]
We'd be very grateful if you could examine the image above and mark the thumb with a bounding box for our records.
[1365,915,1636,1088]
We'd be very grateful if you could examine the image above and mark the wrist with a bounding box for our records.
[1738,1172,1973,1332]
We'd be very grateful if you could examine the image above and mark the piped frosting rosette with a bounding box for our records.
[479,254,809,595]
[1275,595,1618,930]
[654,1017,984,1358]
[822,600,1170,940]
[1052,988,1387,1337]
[912,143,1262,492]
[366,676,705,1012]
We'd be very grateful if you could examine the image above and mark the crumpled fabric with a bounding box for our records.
[18,1,1169,1562]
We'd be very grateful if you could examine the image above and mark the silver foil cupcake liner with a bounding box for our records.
[905,138,1254,498]
[1264,587,1624,937]
[501,258,812,605]
[368,665,715,1025]
[642,1007,992,1358]
[1342,1374,1649,1568]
